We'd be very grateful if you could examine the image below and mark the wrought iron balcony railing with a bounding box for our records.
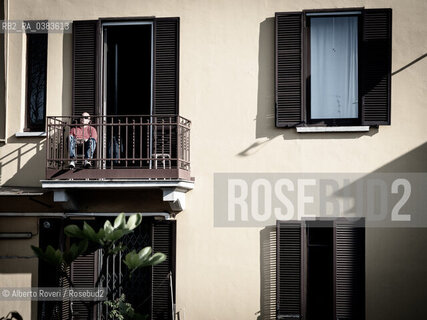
[46,115,191,180]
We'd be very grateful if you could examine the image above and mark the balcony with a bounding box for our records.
[46,115,191,181]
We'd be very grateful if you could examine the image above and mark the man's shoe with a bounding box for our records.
[84,160,92,168]
[69,161,75,169]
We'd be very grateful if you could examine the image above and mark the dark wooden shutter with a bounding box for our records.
[276,221,305,319]
[38,218,64,320]
[361,9,392,125]
[72,20,98,116]
[71,251,97,319]
[153,18,179,115]
[275,12,303,127]
[334,219,365,320]
[152,220,176,320]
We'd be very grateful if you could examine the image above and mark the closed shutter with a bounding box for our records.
[153,18,179,115]
[72,20,98,116]
[275,13,303,127]
[60,264,71,320]
[361,9,392,126]
[152,220,176,320]
[276,221,305,319]
[71,251,98,319]
[334,219,365,320]
[38,218,64,320]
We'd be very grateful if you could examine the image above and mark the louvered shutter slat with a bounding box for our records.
[154,18,179,115]
[71,252,97,319]
[73,20,97,116]
[277,221,304,319]
[361,9,392,125]
[334,220,365,320]
[275,13,302,127]
[152,220,176,320]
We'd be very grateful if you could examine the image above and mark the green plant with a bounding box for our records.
[31,213,166,319]
[104,294,148,320]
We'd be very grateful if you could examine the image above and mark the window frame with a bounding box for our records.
[304,11,363,126]
[303,9,363,127]
[275,8,392,128]
[25,29,48,132]
[276,218,365,319]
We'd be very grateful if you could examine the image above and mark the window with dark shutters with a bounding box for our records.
[276,219,365,320]
[72,20,98,116]
[154,18,180,115]
[275,9,392,128]
[361,9,392,125]
[71,252,98,319]
[276,221,305,319]
[72,17,179,117]
[152,220,176,320]
[26,31,47,131]
[334,220,365,320]
[275,13,303,128]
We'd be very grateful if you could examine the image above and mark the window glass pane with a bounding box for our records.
[27,33,47,131]
[310,16,358,119]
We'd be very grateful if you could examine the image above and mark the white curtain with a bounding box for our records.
[310,16,358,119]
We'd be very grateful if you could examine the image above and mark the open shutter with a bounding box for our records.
[361,9,392,125]
[153,18,179,115]
[71,251,98,319]
[152,220,176,320]
[275,12,303,127]
[276,221,305,319]
[334,219,365,320]
[72,20,98,116]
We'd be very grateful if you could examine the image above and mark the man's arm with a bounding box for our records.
[90,126,98,141]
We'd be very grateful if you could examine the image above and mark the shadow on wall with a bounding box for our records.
[334,141,427,320]
[0,137,46,186]
[258,225,276,320]
[256,143,427,320]
[239,18,427,156]
[0,311,23,320]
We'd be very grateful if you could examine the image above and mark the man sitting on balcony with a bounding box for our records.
[69,112,98,169]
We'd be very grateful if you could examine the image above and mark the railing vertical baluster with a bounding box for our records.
[61,121,64,169]
[118,119,121,164]
[146,118,150,168]
[125,117,128,167]
[169,117,172,169]
[161,118,165,169]
[111,117,114,169]
[132,119,135,164]
[140,117,142,167]
[154,117,157,169]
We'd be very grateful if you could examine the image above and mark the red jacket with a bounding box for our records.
[70,126,98,141]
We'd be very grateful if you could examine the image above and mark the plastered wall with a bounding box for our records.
[0,217,39,320]
[0,1,426,319]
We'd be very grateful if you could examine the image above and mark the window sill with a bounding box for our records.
[296,126,370,133]
[15,132,47,138]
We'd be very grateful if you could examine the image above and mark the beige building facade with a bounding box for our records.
[0,0,427,319]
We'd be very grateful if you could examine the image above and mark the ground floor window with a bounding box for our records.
[277,219,365,320]
[37,217,176,320]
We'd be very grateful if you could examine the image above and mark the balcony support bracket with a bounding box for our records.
[162,188,187,212]
[53,190,77,211]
